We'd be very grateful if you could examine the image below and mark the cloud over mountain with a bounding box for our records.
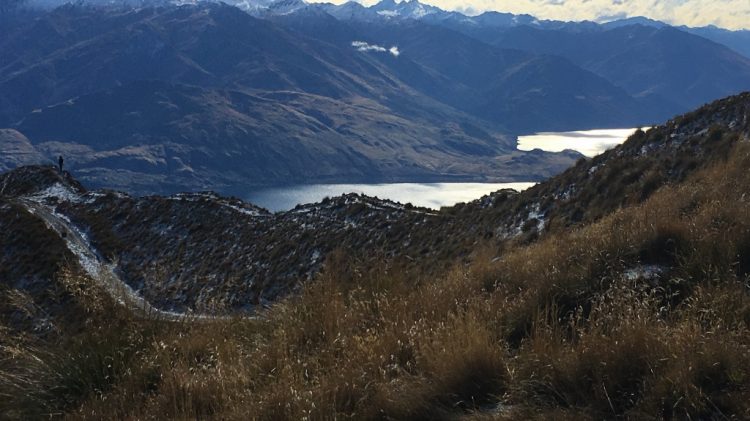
[351,40,400,56]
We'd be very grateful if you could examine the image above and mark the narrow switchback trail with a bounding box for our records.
[17,198,252,322]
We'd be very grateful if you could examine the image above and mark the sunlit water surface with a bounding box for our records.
[246,128,645,211]
[247,182,536,212]
[517,127,647,157]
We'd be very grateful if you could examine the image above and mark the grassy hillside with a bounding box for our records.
[2,119,750,419]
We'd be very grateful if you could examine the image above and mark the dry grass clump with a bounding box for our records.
[3,144,750,419]
[0,269,149,419]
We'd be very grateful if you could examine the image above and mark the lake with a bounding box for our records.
[247,128,643,211]
[517,127,647,157]
[246,182,536,212]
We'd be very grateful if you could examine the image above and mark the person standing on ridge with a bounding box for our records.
[58,155,64,173]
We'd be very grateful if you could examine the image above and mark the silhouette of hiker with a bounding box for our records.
[58,155,64,173]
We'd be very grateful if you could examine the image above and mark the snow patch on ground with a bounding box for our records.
[26,182,81,203]
[222,203,266,217]
[527,203,546,231]
[82,191,107,204]
[497,202,547,239]
[555,184,576,201]
[168,192,220,202]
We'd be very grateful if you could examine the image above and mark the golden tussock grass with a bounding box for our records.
[3,141,750,419]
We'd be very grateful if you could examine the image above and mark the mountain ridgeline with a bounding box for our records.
[1,0,750,194]
[2,92,748,317]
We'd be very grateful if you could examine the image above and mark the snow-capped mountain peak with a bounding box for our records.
[222,0,307,15]
[371,0,441,19]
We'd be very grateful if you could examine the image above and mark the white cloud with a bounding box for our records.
[323,0,750,30]
[352,40,387,52]
[352,41,401,57]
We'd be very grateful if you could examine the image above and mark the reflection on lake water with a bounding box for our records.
[246,182,535,212]
[517,127,647,157]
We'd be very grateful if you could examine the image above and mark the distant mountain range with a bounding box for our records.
[240,0,750,58]
[324,1,750,59]
[1,0,750,194]
[311,0,750,111]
